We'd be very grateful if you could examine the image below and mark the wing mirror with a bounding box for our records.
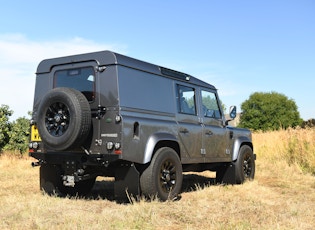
[225,106,237,125]
[229,106,237,119]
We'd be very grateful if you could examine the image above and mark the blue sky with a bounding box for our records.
[0,0,314,120]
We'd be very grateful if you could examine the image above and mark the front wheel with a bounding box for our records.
[140,147,183,201]
[235,145,255,184]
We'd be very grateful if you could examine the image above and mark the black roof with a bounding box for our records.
[36,50,216,89]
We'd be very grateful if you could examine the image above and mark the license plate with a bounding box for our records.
[31,125,42,141]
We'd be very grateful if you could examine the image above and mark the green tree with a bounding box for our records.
[0,105,13,151]
[239,92,303,131]
[4,117,30,154]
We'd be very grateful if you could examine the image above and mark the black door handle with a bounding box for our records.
[205,130,213,136]
[179,128,189,134]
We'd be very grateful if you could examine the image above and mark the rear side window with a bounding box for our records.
[177,85,196,115]
[54,67,95,101]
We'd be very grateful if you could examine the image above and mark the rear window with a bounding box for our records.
[54,67,95,101]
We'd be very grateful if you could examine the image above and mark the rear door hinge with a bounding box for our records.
[96,105,106,119]
[95,65,106,72]
[95,139,102,146]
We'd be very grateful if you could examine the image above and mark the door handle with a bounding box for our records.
[179,128,189,134]
[205,130,213,136]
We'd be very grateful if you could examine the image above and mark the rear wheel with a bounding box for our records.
[140,147,182,201]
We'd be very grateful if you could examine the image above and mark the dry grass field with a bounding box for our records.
[1,129,315,229]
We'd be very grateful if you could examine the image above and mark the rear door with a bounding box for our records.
[52,62,102,152]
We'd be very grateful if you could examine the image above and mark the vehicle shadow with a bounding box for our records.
[86,178,116,201]
[181,173,217,193]
[83,173,217,202]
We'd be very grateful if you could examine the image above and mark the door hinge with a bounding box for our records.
[95,65,106,72]
[96,105,106,119]
[95,139,102,146]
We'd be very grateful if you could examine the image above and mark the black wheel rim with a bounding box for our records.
[45,102,70,137]
[243,153,253,179]
[159,159,177,193]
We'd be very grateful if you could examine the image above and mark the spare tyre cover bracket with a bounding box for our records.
[96,105,106,119]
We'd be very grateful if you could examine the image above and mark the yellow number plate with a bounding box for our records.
[31,125,42,141]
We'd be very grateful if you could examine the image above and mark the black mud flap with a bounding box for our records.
[216,163,236,184]
[114,163,140,202]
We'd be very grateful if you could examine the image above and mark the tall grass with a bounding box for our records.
[0,129,314,229]
[253,127,315,175]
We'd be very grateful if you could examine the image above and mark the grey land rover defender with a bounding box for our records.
[29,51,255,201]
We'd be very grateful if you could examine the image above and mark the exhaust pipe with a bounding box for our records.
[31,162,41,167]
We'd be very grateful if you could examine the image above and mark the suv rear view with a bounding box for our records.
[29,51,255,201]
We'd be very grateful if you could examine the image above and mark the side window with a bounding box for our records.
[177,85,196,115]
[201,90,221,119]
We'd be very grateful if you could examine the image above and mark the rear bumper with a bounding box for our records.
[29,151,121,166]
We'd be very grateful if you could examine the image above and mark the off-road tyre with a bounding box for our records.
[235,145,255,184]
[140,147,183,201]
[37,87,91,151]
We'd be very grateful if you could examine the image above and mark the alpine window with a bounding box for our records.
[177,85,196,115]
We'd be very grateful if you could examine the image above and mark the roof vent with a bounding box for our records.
[160,67,190,81]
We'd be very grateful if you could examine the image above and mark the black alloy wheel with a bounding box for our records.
[45,102,70,137]
[160,158,177,193]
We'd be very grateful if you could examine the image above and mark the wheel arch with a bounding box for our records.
[232,136,253,161]
[143,132,180,164]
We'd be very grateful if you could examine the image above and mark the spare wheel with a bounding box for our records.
[37,87,91,151]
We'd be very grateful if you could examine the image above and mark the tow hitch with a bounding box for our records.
[31,161,41,167]
[63,175,75,187]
